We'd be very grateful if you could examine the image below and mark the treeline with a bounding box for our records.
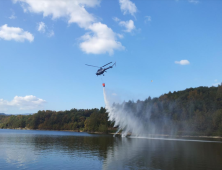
[112,84,222,136]
[0,108,113,133]
[158,84,222,135]
[0,84,222,136]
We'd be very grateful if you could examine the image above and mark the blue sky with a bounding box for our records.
[0,0,221,114]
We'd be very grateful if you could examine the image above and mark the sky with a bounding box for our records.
[0,0,222,114]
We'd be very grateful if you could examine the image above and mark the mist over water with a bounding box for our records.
[103,87,177,137]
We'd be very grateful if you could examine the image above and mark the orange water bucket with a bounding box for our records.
[102,83,105,87]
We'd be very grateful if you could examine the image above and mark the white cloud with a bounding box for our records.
[112,93,117,96]
[117,34,124,39]
[175,60,190,65]
[113,18,136,33]
[144,16,151,23]
[119,0,137,16]
[37,22,46,33]
[9,13,16,19]
[215,79,218,82]
[37,22,54,37]
[14,0,124,55]
[188,0,199,4]
[113,17,120,22]
[14,0,100,28]
[47,30,54,37]
[0,95,46,111]
[0,24,34,42]
[80,22,124,55]
[9,10,17,19]
[119,20,135,32]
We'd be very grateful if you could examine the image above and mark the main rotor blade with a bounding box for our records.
[85,64,100,68]
[102,62,112,67]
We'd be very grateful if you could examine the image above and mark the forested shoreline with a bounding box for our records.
[1,84,222,136]
[0,107,114,133]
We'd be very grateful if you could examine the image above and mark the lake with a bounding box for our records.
[0,129,222,170]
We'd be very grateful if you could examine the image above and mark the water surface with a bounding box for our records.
[1,129,222,170]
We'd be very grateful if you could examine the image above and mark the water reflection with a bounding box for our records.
[0,130,114,170]
[0,134,38,169]
[1,130,222,170]
[32,135,115,160]
[4,144,38,168]
[103,137,222,170]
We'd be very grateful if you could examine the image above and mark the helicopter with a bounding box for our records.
[85,62,116,76]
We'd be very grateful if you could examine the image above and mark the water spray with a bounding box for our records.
[103,86,177,138]
[103,86,145,137]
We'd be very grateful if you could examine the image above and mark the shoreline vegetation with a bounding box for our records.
[1,85,222,137]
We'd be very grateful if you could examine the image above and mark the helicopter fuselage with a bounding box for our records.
[85,62,115,76]
[96,66,112,76]
[96,68,105,75]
